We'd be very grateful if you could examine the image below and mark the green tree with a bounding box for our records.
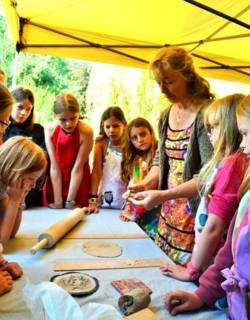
[86,63,168,137]
[0,3,91,125]
[0,15,15,87]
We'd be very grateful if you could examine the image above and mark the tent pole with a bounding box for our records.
[192,53,250,77]
[184,0,250,30]
[12,51,19,89]
[20,18,149,64]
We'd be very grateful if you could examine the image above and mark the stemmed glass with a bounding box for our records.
[104,191,113,208]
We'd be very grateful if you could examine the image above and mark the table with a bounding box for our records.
[0,207,228,319]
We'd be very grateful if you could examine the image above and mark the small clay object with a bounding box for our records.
[118,288,151,316]
[50,272,99,296]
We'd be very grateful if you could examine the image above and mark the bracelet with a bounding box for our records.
[89,198,98,204]
[0,259,9,267]
[125,204,131,210]
[18,202,26,211]
[65,200,76,205]
[187,261,203,281]
[88,194,98,199]
[132,211,140,220]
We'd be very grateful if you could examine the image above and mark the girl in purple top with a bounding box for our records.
[164,94,250,320]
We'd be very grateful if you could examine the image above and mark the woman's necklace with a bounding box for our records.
[175,104,185,122]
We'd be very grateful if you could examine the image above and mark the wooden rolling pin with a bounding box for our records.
[30,207,86,255]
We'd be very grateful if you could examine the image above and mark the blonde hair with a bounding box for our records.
[0,136,47,186]
[0,83,14,115]
[237,95,250,200]
[121,117,157,183]
[198,93,245,190]
[150,46,215,111]
[54,93,80,115]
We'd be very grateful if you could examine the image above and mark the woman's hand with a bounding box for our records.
[1,262,23,279]
[164,290,204,316]
[129,190,162,210]
[127,178,146,193]
[6,178,29,202]
[160,263,191,281]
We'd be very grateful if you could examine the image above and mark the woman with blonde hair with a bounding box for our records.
[129,46,215,265]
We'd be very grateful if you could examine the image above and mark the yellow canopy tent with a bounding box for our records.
[1,0,250,83]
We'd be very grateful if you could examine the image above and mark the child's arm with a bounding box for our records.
[65,124,93,209]
[160,213,227,281]
[191,214,227,270]
[44,123,63,208]
[87,139,106,214]
[0,178,29,247]
[165,214,236,316]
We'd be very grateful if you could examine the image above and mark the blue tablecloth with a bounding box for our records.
[0,207,229,319]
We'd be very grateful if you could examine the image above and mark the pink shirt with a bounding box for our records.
[208,153,248,223]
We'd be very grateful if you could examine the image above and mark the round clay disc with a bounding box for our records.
[82,241,123,257]
[50,272,99,296]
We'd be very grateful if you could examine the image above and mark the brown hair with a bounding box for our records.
[121,117,157,183]
[11,85,35,130]
[54,93,80,115]
[150,46,215,111]
[99,106,127,138]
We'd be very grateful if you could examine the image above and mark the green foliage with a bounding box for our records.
[0,15,15,87]
[86,63,168,138]
[16,53,91,124]
[0,3,91,125]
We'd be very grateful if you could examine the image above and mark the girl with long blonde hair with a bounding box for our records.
[165,94,250,320]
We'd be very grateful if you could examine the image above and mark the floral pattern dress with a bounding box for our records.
[155,124,195,266]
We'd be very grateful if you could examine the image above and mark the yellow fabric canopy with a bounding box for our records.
[1,0,250,83]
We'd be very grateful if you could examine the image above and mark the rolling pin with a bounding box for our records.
[30,207,86,255]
